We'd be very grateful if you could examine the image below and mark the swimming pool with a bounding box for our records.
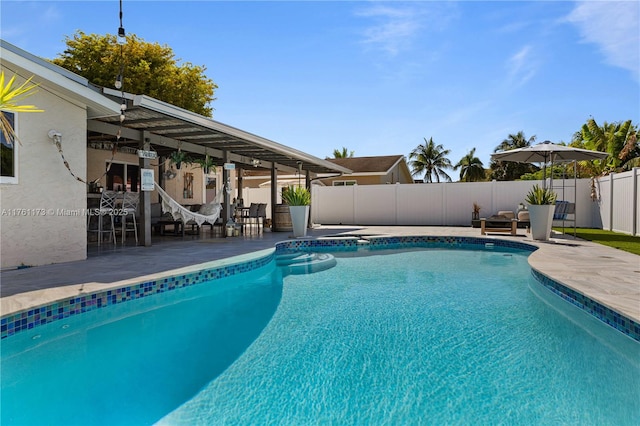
[2,237,639,425]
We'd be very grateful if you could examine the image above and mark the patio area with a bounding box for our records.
[1,226,639,328]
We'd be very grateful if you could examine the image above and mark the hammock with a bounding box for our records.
[155,183,223,227]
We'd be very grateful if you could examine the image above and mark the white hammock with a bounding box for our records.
[155,183,223,227]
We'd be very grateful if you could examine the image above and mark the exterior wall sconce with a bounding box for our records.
[48,130,62,143]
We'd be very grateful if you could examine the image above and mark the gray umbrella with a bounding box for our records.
[491,140,608,187]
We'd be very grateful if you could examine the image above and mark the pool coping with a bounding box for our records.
[1,235,639,342]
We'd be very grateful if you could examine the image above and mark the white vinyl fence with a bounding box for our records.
[310,179,598,228]
[595,168,639,236]
[240,171,639,235]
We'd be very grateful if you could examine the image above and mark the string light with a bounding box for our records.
[117,0,126,45]
[116,0,126,125]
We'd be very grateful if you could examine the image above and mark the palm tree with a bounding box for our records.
[454,148,485,182]
[408,137,452,183]
[578,118,638,173]
[332,147,354,158]
[489,131,538,181]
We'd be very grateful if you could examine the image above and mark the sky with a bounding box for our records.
[2,1,639,178]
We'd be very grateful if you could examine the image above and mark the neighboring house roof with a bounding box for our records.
[326,155,406,176]
[1,40,121,118]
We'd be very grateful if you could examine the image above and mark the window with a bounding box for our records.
[0,111,18,184]
[106,161,139,191]
[332,180,357,186]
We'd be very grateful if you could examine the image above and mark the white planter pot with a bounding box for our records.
[289,205,310,238]
[528,204,555,241]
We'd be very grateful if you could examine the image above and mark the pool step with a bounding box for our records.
[276,252,337,275]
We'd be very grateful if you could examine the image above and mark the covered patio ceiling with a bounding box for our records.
[88,88,351,175]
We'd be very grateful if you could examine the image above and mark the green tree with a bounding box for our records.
[52,31,217,117]
[489,131,538,181]
[332,147,354,158]
[454,148,485,182]
[574,118,638,174]
[408,137,452,183]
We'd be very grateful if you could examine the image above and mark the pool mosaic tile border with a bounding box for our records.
[275,237,360,253]
[1,253,274,340]
[532,269,640,342]
[275,235,537,253]
[2,236,636,343]
[365,235,537,252]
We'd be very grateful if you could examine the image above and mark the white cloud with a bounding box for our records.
[354,3,457,56]
[356,5,421,55]
[566,1,639,77]
[506,45,538,87]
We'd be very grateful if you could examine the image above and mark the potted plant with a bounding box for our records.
[472,202,481,227]
[525,184,557,241]
[281,186,311,238]
[169,150,191,170]
[193,154,216,174]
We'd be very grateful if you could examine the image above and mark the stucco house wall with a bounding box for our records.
[1,40,120,269]
[161,163,206,206]
[1,79,90,268]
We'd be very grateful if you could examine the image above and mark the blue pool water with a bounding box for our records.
[2,247,639,425]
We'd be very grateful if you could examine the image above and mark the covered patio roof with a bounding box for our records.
[88,88,351,175]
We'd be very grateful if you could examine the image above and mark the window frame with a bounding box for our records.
[332,180,357,187]
[0,111,19,184]
[106,160,140,192]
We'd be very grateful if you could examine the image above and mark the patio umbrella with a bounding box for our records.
[491,140,608,188]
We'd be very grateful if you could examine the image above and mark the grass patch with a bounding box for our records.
[553,227,640,256]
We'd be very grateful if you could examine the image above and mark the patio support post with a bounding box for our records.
[306,170,312,228]
[139,132,152,246]
[237,167,243,204]
[158,157,165,204]
[270,164,278,231]
[222,150,231,228]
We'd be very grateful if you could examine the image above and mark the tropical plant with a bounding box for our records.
[192,154,216,174]
[281,186,311,206]
[332,147,354,158]
[0,72,43,145]
[489,131,539,181]
[52,31,217,116]
[472,201,481,220]
[408,137,452,183]
[573,118,638,174]
[519,163,577,181]
[525,184,557,205]
[454,148,485,182]
[169,150,191,169]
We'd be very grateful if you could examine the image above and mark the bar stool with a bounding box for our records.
[120,192,139,245]
[87,190,118,245]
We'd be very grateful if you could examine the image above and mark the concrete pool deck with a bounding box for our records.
[1,226,639,325]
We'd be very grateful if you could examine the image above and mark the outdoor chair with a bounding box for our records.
[119,191,139,245]
[553,200,576,236]
[242,203,267,235]
[87,190,118,245]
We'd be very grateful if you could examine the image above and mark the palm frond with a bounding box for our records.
[0,73,43,113]
[1,72,44,145]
